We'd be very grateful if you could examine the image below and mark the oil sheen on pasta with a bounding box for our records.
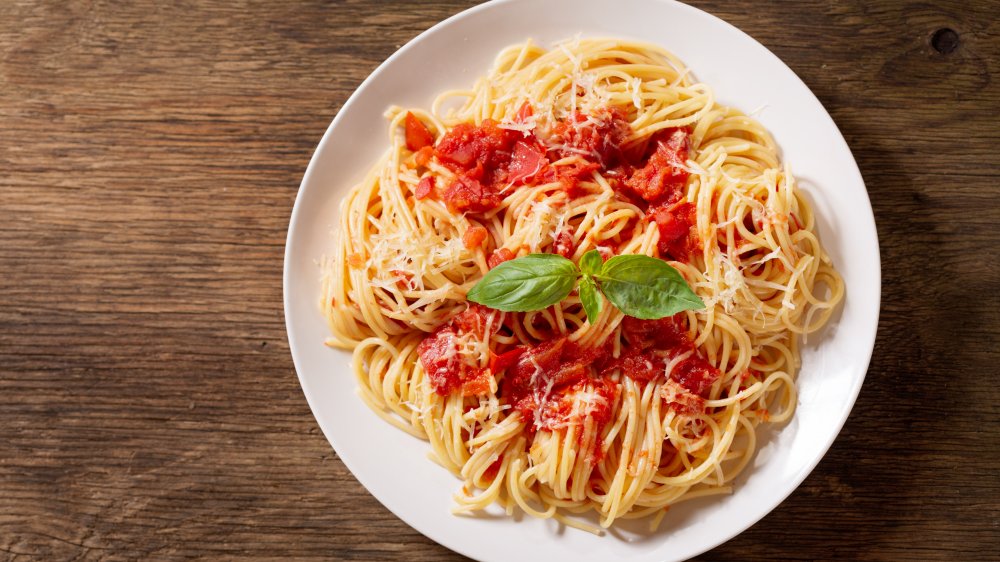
[321,38,844,532]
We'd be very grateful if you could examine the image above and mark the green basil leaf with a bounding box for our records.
[579,276,602,324]
[596,254,704,319]
[467,254,579,312]
[580,249,604,276]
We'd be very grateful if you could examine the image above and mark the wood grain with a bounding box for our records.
[1,1,997,560]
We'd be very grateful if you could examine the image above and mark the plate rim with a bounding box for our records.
[283,0,881,560]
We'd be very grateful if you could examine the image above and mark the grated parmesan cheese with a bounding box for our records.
[366,218,469,292]
[706,252,746,314]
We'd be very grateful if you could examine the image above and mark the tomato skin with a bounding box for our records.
[507,140,547,185]
[404,112,435,152]
[487,247,515,269]
[514,101,533,123]
[415,176,434,199]
[462,225,488,250]
[488,347,524,374]
[461,367,493,396]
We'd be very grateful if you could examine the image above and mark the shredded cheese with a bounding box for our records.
[367,217,469,291]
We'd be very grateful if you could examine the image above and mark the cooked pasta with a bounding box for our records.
[321,37,843,532]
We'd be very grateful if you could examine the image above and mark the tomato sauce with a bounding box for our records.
[596,315,719,414]
[417,304,497,396]
[417,106,631,212]
[482,455,505,480]
[553,228,575,259]
[490,313,718,431]
[622,128,690,205]
[615,315,719,398]
[435,120,519,174]
[441,175,501,214]
[451,304,493,340]
[548,107,632,168]
[417,326,463,395]
[412,109,710,419]
[430,120,516,212]
[503,338,614,429]
[649,201,700,262]
[671,353,719,397]
[421,312,718,430]
[417,107,697,263]
[542,160,600,196]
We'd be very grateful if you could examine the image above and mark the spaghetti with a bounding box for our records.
[321,38,843,532]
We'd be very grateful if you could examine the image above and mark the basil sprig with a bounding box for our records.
[465,254,578,312]
[467,250,704,322]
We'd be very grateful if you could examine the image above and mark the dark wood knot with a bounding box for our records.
[931,28,959,55]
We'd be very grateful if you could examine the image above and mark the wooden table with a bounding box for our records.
[2,1,997,560]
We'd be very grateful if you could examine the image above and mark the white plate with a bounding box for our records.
[283,0,880,560]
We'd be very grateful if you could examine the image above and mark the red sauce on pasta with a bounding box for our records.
[413,106,698,263]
